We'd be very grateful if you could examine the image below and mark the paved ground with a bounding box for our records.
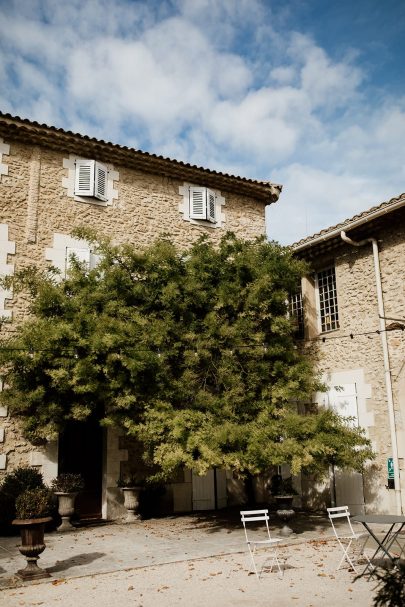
[0,509,387,606]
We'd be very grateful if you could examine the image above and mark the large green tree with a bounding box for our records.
[0,231,373,480]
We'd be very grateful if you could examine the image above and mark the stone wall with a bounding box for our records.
[0,136,267,511]
[301,214,405,513]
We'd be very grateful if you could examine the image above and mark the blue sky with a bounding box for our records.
[0,0,404,244]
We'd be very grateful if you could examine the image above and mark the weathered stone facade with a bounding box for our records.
[295,196,405,515]
[0,113,281,519]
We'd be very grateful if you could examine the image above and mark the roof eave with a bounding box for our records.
[292,194,405,253]
[0,113,282,204]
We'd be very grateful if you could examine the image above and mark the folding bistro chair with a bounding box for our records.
[240,509,282,579]
[327,506,373,573]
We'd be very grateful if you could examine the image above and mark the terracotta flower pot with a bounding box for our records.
[12,517,52,580]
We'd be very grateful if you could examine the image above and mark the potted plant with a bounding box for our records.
[269,475,298,507]
[117,474,144,522]
[0,466,46,535]
[12,487,53,580]
[51,473,85,532]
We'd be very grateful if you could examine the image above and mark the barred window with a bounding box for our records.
[289,288,305,339]
[317,267,339,332]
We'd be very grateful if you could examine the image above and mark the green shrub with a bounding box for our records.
[117,474,145,488]
[50,473,84,493]
[0,467,45,528]
[15,487,52,520]
[269,475,298,496]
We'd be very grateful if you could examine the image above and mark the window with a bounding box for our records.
[316,267,339,332]
[63,155,118,206]
[189,187,216,223]
[178,183,225,227]
[65,247,92,275]
[289,288,305,339]
[324,384,358,427]
[46,233,99,280]
[74,160,108,202]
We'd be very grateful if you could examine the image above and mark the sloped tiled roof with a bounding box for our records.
[292,192,405,252]
[0,112,282,204]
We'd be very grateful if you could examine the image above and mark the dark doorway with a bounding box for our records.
[58,415,103,520]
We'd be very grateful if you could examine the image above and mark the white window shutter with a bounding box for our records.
[65,247,91,276]
[189,187,207,220]
[94,162,108,202]
[74,160,95,197]
[207,189,216,223]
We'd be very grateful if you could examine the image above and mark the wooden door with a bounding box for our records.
[192,468,227,511]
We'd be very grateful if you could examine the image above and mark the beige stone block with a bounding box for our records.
[0,405,7,417]
[29,451,43,466]
[0,454,6,469]
[0,427,4,442]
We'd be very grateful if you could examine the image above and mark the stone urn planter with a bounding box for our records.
[274,495,295,536]
[54,492,79,531]
[117,475,144,522]
[12,487,53,581]
[270,475,297,537]
[12,516,53,580]
[51,473,84,532]
[121,487,142,522]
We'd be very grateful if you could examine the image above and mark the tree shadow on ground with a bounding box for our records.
[46,552,105,573]
[156,506,331,536]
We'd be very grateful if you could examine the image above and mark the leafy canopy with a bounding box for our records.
[0,230,374,480]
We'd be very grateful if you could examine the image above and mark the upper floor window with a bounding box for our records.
[178,183,225,228]
[62,155,119,206]
[289,287,305,339]
[316,267,339,332]
[189,187,216,223]
[74,160,108,202]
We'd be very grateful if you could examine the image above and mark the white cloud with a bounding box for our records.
[0,0,403,244]
[270,66,296,85]
[288,33,363,110]
[268,163,405,245]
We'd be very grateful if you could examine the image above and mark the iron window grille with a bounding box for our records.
[316,267,339,332]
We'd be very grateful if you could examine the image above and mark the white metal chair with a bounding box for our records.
[327,506,373,573]
[240,509,282,579]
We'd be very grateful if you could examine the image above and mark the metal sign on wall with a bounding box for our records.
[387,457,394,480]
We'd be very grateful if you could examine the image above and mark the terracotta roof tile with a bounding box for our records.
[292,192,405,249]
[0,112,282,203]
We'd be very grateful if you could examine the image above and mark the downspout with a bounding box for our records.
[340,230,402,515]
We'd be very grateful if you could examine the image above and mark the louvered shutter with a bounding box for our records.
[189,187,207,220]
[74,160,95,197]
[94,162,108,202]
[207,189,216,223]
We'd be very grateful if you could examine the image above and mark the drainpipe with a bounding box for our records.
[340,230,402,515]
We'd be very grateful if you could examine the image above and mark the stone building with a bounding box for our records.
[293,193,405,515]
[0,112,281,520]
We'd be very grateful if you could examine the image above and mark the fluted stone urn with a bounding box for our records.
[12,517,52,580]
[274,495,295,536]
[122,487,142,522]
[54,492,78,531]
